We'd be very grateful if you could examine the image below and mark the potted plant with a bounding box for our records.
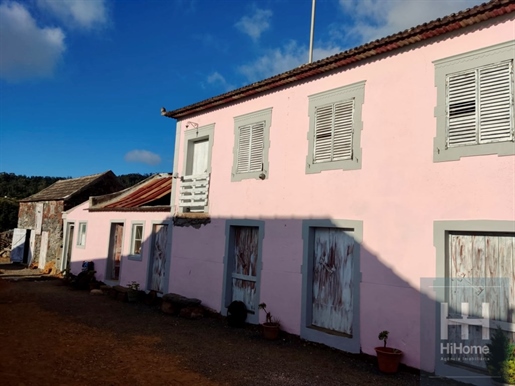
[374,330,403,373]
[258,303,280,340]
[126,281,141,303]
[485,326,515,385]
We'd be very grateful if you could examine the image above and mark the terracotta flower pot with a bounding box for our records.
[374,347,403,374]
[262,322,280,340]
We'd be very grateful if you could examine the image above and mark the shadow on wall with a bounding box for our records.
[61,214,512,386]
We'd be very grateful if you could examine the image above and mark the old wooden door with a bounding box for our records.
[312,227,354,335]
[446,232,515,369]
[148,224,168,293]
[38,231,49,270]
[108,223,124,280]
[230,226,259,313]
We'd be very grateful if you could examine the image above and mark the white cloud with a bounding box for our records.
[124,150,161,166]
[338,0,485,44]
[238,41,341,82]
[37,0,108,30]
[0,1,66,82]
[235,8,272,41]
[207,71,235,92]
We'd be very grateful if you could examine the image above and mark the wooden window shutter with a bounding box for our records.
[333,100,354,160]
[447,70,477,147]
[249,122,264,172]
[314,99,354,163]
[478,61,513,143]
[236,122,264,173]
[237,125,251,173]
[446,60,513,148]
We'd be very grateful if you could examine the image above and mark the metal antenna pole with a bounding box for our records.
[308,0,316,63]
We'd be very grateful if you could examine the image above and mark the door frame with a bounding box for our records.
[106,221,125,282]
[300,219,362,353]
[146,220,172,294]
[61,222,75,272]
[221,219,264,325]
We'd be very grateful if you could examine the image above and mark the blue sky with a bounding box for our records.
[0,0,484,178]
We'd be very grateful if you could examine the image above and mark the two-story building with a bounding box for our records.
[162,1,515,383]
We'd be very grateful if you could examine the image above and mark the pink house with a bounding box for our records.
[62,174,173,291]
[160,1,515,384]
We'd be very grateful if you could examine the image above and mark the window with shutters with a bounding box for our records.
[434,40,515,162]
[232,108,272,182]
[306,81,365,174]
[128,222,144,260]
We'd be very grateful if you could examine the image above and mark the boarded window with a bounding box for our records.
[314,100,354,163]
[447,61,513,148]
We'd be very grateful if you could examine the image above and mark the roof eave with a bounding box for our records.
[162,0,515,120]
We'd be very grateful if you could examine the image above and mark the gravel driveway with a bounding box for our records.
[0,272,473,386]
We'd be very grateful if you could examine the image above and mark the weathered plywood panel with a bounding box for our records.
[10,228,28,263]
[447,233,515,369]
[150,224,168,293]
[231,226,259,312]
[38,231,49,270]
[35,203,43,235]
[312,227,354,335]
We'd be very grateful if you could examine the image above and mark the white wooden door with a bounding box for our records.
[446,233,515,369]
[149,224,168,293]
[10,228,28,263]
[312,227,354,335]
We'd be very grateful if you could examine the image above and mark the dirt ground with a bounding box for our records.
[0,268,473,386]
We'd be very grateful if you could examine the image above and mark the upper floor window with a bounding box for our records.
[433,40,515,162]
[232,108,272,181]
[306,81,365,173]
[77,222,87,247]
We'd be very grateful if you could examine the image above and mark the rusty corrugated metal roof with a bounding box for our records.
[20,171,118,202]
[89,174,172,211]
[162,0,515,120]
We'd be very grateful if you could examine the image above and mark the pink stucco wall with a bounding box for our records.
[63,201,171,289]
[169,20,515,371]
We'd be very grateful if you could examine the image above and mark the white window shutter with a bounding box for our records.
[314,100,354,163]
[478,61,513,143]
[447,70,477,147]
[249,122,264,172]
[314,104,334,163]
[237,125,251,173]
[333,100,354,160]
[237,122,264,173]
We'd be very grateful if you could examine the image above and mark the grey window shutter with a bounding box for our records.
[314,100,354,163]
[447,70,477,147]
[478,61,513,143]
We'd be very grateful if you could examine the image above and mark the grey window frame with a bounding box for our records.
[433,40,515,162]
[232,107,272,182]
[180,123,215,213]
[306,81,365,174]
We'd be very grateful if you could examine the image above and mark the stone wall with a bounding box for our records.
[18,200,65,266]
